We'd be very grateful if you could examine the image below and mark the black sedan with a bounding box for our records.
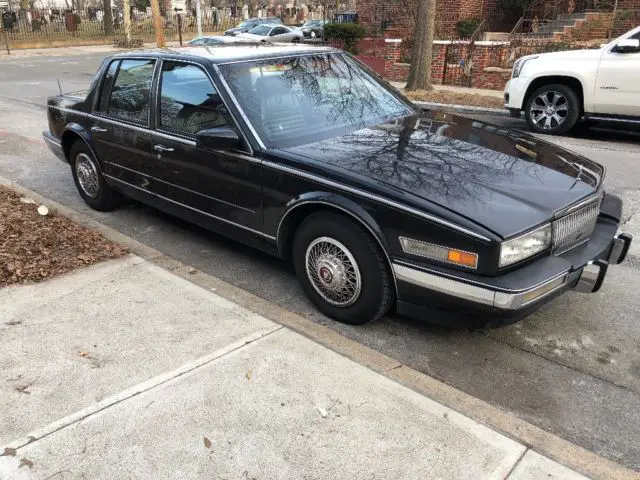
[42,45,633,328]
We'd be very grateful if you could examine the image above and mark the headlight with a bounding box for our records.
[399,237,479,269]
[499,224,551,268]
[512,56,538,78]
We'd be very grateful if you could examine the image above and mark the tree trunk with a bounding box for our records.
[123,0,131,43]
[406,0,436,91]
[102,0,113,35]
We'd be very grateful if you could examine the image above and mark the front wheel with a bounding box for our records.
[524,83,580,135]
[292,212,394,325]
[292,37,301,44]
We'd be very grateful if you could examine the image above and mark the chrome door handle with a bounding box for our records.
[91,126,108,133]
[153,144,174,153]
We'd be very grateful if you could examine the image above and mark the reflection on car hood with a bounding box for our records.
[279,112,604,238]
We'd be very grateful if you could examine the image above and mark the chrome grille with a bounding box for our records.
[552,201,600,255]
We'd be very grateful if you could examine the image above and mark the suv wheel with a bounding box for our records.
[525,83,580,135]
[292,212,394,325]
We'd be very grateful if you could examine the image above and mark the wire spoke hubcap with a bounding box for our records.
[305,237,362,307]
[75,153,100,198]
[530,90,569,130]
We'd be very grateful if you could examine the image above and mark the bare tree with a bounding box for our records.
[103,0,114,34]
[406,0,436,91]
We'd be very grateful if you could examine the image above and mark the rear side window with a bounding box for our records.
[105,59,156,125]
[97,60,119,112]
[158,61,231,135]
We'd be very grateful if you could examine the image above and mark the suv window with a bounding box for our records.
[105,59,155,125]
[158,61,230,135]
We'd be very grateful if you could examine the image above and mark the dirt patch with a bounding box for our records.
[403,89,505,110]
[0,185,128,287]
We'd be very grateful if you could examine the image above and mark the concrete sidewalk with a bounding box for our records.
[0,255,589,479]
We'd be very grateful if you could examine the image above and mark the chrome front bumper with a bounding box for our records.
[394,232,633,312]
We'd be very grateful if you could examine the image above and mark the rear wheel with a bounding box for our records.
[292,212,394,325]
[525,83,580,135]
[70,141,122,211]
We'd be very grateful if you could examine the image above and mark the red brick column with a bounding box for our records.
[384,39,403,80]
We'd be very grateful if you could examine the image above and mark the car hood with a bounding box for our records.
[225,27,245,35]
[278,112,604,239]
[535,48,604,61]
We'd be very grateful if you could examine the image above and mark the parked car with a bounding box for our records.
[224,16,282,36]
[299,19,327,40]
[236,24,303,43]
[505,25,640,135]
[187,35,256,47]
[43,45,632,328]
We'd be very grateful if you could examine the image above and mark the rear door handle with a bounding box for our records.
[153,144,174,153]
[91,126,108,133]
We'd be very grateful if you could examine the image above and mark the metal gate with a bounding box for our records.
[442,41,473,87]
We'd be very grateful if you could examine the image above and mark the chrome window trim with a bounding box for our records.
[265,161,492,242]
[393,262,568,310]
[155,58,254,155]
[104,174,275,240]
[214,50,336,66]
[212,63,267,150]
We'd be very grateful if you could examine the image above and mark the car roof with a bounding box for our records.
[110,45,339,64]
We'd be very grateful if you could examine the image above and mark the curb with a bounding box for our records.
[413,100,511,116]
[0,176,637,480]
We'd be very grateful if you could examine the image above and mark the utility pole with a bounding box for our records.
[122,0,131,44]
[195,0,202,37]
[150,0,165,47]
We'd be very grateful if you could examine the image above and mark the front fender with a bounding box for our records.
[276,191,392,260]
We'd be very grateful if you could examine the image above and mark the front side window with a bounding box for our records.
[248,25,271,36]
[158,61,230,135]
[218,53,415,149]
[105,59,155,125]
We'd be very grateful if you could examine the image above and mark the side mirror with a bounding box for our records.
[612,38,640,53]
[196,127,240,150]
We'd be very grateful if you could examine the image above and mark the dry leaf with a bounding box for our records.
[203,436,212,449]
[189,268,197,274]
[79,351,89,357]
[245,369,253,381]
[19,458,34,469]
[1,447,17,457]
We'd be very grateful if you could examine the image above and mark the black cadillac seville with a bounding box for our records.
[43,45,633,328]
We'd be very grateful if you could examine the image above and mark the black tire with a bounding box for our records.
[508,108,521,118]
[69,140,122,211]
[524,83,580,135]
[292,37,301,44]
[292,212,394,325]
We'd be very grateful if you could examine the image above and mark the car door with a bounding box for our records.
[271,26,290,42]
[91,58,157,188]
[593,30,640,116]
[150,59,262,230]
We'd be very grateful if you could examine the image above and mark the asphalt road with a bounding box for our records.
[1,52,640,471]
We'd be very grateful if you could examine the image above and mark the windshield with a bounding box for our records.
[247,25,271,36]
[238,20,256,28]
[219,53,415,149]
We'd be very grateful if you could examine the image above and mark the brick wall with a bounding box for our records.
[383,39,512,90]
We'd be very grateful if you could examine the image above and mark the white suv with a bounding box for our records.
[504,26,640,135]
